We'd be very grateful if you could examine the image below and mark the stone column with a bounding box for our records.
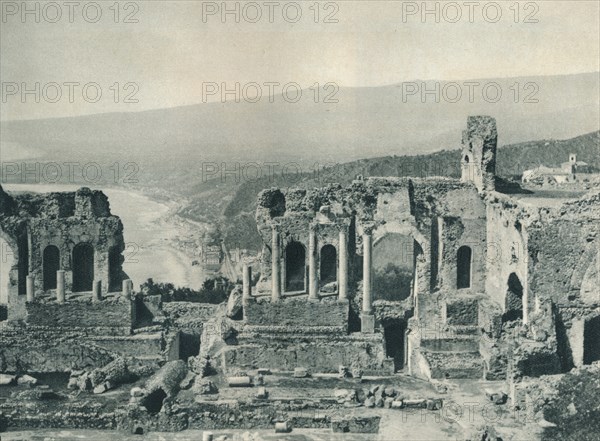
[26,275,34,302]
[92,279,102,302]
[308,228,319,300]
[242,264,252,302]
[56,270,65,304]
[271,228,281,302]
[123,279,133,297]
[338,229,348,301]
[361,233,375,333]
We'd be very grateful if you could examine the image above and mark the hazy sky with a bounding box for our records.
[1,0,599,120]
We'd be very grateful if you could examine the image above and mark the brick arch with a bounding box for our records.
[371,221,431,298]
[371,221,430,253]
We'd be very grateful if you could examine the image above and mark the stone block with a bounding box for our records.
[179,372,196,390]
[427,398,443,410]
[275,421,292,433]
[256,386,268,399]
[130,387,144,397]
[93,382,108,394]
[485,388,508,405]
[0,374,16,386]
[293,367,309,378]
[361,313,375,333]
[195,379,219,395]
[338,365,350,378]
[17,375,38,386]
[227,376,253,387]
[404,399,426,408]
[391,400,404,409]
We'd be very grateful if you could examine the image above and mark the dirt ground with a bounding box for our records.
[2,373,538,440]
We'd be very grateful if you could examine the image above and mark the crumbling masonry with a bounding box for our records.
[230,115,599,380]
[0,116,598,435]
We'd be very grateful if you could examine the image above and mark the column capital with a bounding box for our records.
[361,223,376,236]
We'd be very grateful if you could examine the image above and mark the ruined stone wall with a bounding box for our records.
[485,194,530,317]
[460,115,497,192]
[526,192,600,367]
[25,297,134,332]
[244,299,348,328]
[162,302,220,334]
[222,332,389,374]
[27,216,124,295]
[528,196,599,307]
[0,324,117,373]
[0,186,125,320]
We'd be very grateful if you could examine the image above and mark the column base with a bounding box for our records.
[361,313,375,333]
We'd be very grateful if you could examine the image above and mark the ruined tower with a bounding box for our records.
[460,116,497,192]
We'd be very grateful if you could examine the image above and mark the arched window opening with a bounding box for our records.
[503,273,524,322]
[285,241,305,292]
[373,233,414,301]
[456,246,472,289]
[43,245,60,291]
[319,244,337,289]
[72,243,94,292]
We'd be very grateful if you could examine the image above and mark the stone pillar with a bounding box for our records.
[56,270,65,304]
[242,264,252,302]
[338,229,348,301]
[26,275,34,302]
[123,279,133,297]
[308,228,319,300]
[361,233,375,333]
[271,229,281,302]
[92,279,102,302]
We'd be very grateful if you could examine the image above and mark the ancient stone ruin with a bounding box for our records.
[0,116,598,439]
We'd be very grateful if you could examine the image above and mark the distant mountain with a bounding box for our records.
[182,130,600,250]
[1,72,598,165]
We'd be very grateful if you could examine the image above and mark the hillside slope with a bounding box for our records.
[205,130,599,250]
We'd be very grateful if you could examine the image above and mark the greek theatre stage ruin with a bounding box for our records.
[0,116,598,434]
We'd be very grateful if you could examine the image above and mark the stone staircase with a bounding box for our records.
[417,330,485,379]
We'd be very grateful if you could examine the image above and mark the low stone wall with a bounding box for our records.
[421,338,479,352]
[0,396,380,434]
[26,297,134,332]
[162,302,221,334]
[89,334,164,359]
[244,299,348,328]
[0,324,116,373]
[221,332,390,374]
